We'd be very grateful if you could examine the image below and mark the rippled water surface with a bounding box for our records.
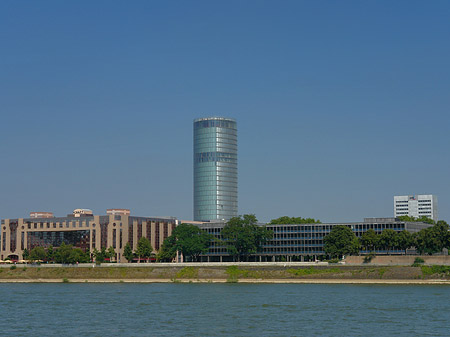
[1,283,450,336]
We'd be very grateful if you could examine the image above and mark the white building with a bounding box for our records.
[394,194,438,222]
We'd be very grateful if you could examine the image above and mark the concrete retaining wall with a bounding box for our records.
[0,261,330,268]
[344,255,450,266]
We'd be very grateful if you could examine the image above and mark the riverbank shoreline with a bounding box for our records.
[2,265,450,284]
[1,278,450,284]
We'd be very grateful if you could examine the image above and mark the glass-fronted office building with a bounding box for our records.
[195,218,434,262]
[194,117,238,221]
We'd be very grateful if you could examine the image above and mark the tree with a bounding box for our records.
[222,215,273,262]
[156,235,178,262]
[123,242,134,262]
[396,230,414,254]
[397,215,435,225]
[270,216,321,224]
[323,225,359,259]
[378,229,397,254]
[415,227,437,255]
[22,248,30,261]
[434,221,450,250]
[136,237,153,262]
[415,221,450,255]
[169,223,212,262]
[107,246,116,262]
[55,243,73,264]
[417,216,436,225]
[47,245,54,262]
[360,229,378,252]
[29,246,47,262]
[68,248,89,263]
[92,248,106,263]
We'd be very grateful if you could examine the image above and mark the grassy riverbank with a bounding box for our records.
[1,264,450,283]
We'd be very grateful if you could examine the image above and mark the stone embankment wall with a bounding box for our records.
[344,255,450,266]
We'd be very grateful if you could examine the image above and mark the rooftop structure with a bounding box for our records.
[72,209,93,217]
[29,212,54,218]
[106,209,130,216]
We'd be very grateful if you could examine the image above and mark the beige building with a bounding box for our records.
[1,209,178,262]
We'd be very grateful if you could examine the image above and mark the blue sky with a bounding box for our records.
[1,1,449,222]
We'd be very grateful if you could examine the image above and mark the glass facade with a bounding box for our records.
[197,219,434,261]
[194,117,238,221]
[27,230,90,252]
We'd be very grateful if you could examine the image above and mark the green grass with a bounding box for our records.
[421,265,450,276]
[286,267,343,277]
[378,267,387,278]
[175,267,199,279]
[225,266,263,282]
[62,278,69,283]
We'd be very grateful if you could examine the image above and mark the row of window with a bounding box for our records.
[193,135,237,144]
[194,120,237,129]
[395,200,432,203]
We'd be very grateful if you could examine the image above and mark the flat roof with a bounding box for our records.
[194,117,236,123]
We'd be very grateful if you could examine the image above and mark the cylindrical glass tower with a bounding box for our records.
[194,117,238,221]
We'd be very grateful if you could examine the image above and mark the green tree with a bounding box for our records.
[168,223,212,262]
[136,237,153,262]
[360,229,378,252]
[415,227,437,255]
[378,229,397,254]
[92,247,106,263]
[67,248,89,263]
[123,242,134,262]
[396,230,414,254]
[22,248,30,260]
[270,216,321,224]
[29,246,47,262]
[55,243,73,264]
[434,221,450,250]
[47,245,54,262]
[397,215,435,225]
[107,246,116,262]
[417,216,436,225]
[323,225,359,259]
[415,221,450,254]
[222,214,273,262]
[156,235,178,262]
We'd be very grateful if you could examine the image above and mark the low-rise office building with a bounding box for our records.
[196,218,433,262]
[1,209,178,262]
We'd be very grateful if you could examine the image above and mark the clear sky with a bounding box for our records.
[1,1,449,223]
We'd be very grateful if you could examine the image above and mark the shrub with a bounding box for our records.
[412,257,425,267]
[10,265,17,270]
[363,253,376,264]
[328,258,340,264]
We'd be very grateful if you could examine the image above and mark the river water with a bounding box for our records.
[1,283,449,336]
